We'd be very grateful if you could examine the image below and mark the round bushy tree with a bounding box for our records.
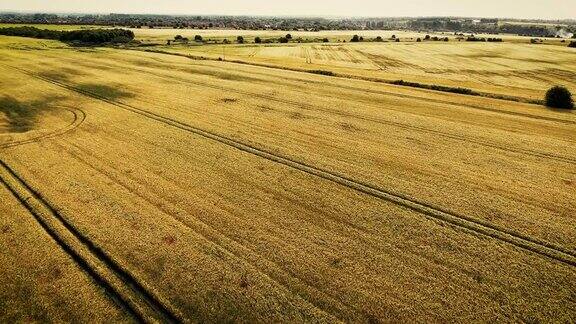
[545,86,574,109]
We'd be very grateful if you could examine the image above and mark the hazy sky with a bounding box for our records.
[1,0,575,19]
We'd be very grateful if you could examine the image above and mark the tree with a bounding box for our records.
[174,35,183,40]
[237,36,244,44]
[0,27,135,44]
[375,36,383,42]
[286,33,292,39]
[351,35,360,42]
[279,37,289,43]
[255,36,262,43]
[568,41,576,48]
[391,34,396,39]
[416,37,422,42]
[424,34,431,40]
[395,38,400,42]
[545,86,574,109]
[322,38,329,43]
[194,35,203,42]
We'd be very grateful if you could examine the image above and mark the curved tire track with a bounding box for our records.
[1,107,86,149]
[14,67,576,268]
[0,160,182,323]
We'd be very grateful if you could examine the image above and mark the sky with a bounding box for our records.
[0,0,575,20]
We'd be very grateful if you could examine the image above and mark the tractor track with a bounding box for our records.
[1,107,86,149]
[0,159,182,323]
[59,140,355,322]
[11,65,576,268]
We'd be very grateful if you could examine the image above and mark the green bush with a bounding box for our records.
[308,70,335,76]
[545,86,574,109]
[391,80,475,95]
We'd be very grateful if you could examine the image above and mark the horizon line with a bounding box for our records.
[1,10,575,22]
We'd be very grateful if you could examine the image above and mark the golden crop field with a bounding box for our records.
[0,33,575,322]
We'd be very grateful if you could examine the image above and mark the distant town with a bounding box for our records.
[1,13,575,38]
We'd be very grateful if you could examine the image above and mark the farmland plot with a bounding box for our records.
[0,36,575,322]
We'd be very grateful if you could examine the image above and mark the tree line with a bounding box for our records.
[0,26,135,44]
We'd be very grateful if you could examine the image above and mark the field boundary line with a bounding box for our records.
[1,107,86,149]
[0,159,183,323]
[14,66,576,268]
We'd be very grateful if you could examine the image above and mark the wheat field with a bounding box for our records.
[0,34,575,322]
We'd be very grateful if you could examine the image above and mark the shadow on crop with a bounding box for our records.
[39,66,90,81]
[0,95,63,133]
[38,71,71,83]
[75,83,135,100]
[184,67,260,82]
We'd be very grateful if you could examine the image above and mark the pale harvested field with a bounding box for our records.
[130,27,567,43]
[155,40,576,101]
[1,36,575,322]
